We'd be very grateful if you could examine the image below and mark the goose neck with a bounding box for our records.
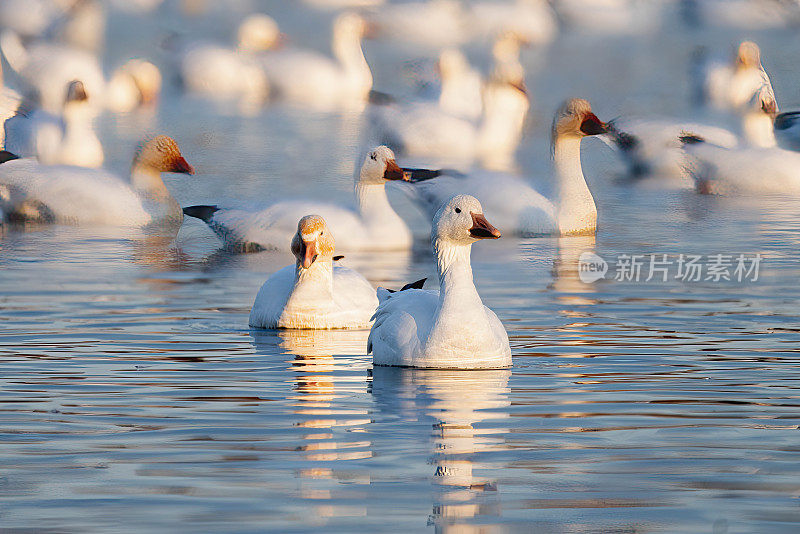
[742,112,777,148]
[291,259,334,303]
[553,133,597,235]
[332,27,371,90]
[434,239,481,308]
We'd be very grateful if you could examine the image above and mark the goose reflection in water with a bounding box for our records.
[371,367,511,533]
[251,328,372,518]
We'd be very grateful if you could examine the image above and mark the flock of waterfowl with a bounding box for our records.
[0,0,798,369]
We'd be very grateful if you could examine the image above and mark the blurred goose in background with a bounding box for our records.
[468,0,557,46]
[555,0,663,36]
[181,146,437,252]
[0,60,23,146]
[603,119,738,185]
[698,41,773,112]
[371,0,467,52]
[302,0,384,8]
[0,29,105,113]
[397,98,607,236]
[106,58,162,113]
[369,76,529,171]
[4,80,103,167]
[437,48,483,121]
[0,0,58,39]
[249,214,378,329]
[681,87,800,195]
[0,135,194,226]
[180,13,278,110]
[259,12,372,111]
[368,194,510,369]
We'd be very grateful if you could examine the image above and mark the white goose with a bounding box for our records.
[371,0,467,51]
[0,135,194,226]
[259,12,372,111]
[106,58,162,113]
[467,0,557,46]
[399,98,607,236]
[181,146,432,252]
[0,30,105,113]
[249,215,378,329]
[437,48,483,121]
[368,194,510,369]
[180,14,278,109]
[370,77,529,170]
[603,118,738,184]
[682,87,800,195]
[4,80,104,167]
[700,41,774,112]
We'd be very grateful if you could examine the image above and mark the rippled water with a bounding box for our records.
[2,2,800,532]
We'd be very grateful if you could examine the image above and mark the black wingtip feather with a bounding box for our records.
[182,205,219,222]
[0,151,19,164]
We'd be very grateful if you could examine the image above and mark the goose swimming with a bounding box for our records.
[368,194,510,369]
[249,214,378,329]
[0,135,194,226]
[398,98,607,236]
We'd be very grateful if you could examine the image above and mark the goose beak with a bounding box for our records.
[383,159,405,181]
[172,156,195,175]
[580,113,608,136]
[400,168,442,182]
[469,212,501,239]
[301,239,318,269]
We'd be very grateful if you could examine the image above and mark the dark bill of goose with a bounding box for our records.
[469,212,501,239]
[400,168,465,183]
[580,112,608,136]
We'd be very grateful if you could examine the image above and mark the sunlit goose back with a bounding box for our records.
[368,195,510,369]
[5,80,104,168]
[249,215,378,330]
[181,146,417,252]
[0,135,194,226]
[180,14,277,110]
[372,0,467,51]
[260,12,373,111]
[0,30,105,113]
[468,0,557,46]
[106,59,162,113]
[398,98,608,236]
[437,49,482,121]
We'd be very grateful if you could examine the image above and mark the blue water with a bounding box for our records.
[2,1,800,532]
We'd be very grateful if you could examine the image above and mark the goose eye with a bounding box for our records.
[455,207,461,213]
[370,152,377,161]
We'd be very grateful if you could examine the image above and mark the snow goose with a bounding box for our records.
[181,145,436,253]
[0,30,105,113]
[467,0,557,46]
[437,48,483,121]
[4,80,103,167]
[774,111,800,152]
[699,41,774,112]
[0,135,194,226]
[180,14,278,110]
[371,0,467,52]
[106,59,162,113]
[259,12,373,111]
[249,214,378,329]
[603,118,738,185]
[681,87,800,195]
[370,76,529,170]
[398,98,608,236]
[368,194,510,369]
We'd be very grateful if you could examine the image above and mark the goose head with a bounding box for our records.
[359,146,405,184]
[291,215,335,269]
[433,195,501,247]
[735,41,761,70]
[237,14,282,53]
[133,135,194,175]
[437,48,470,81]
[334,11,372,42]
[551,98,607,143]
